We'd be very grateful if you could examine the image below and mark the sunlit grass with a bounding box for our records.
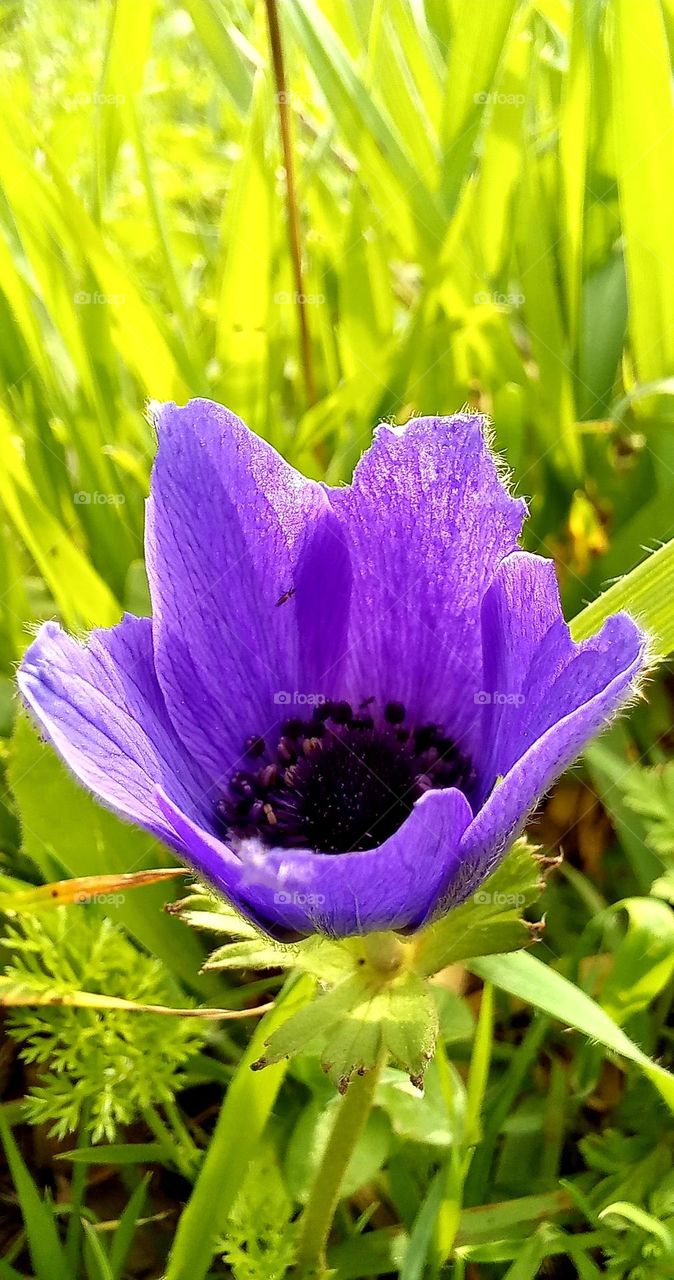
[2,2,674,1277]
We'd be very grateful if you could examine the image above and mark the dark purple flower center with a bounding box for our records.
[216,699,474,854]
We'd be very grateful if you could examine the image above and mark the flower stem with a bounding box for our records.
[296,1050,386,1276]
[264,0,317,410]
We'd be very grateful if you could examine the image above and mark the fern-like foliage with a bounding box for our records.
[220,1144,297,1280]
[4,907,204,1142]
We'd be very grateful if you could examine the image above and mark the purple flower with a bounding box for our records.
[18,402,646,940]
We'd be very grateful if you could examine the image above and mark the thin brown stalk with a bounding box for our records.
[265,0,317,409]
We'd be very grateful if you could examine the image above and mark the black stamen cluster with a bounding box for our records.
[216,699,474,855]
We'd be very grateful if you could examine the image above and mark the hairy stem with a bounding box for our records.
[264,0,317,410]
[297,1050,386,1276]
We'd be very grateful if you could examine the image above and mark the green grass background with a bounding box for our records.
[2,0,674,655]
[2,1,674,1277]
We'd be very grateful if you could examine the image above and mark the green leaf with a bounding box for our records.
[0,1112,70,1280]
[434,987,475,1044]
[286,1098,390,1203]
[516,156,582,480]
[621,761,674,858]
[327,1191,576,1277]
[109,1176,149,1280]
[328,1228,410,1279]
[204,936,300,973]
[571,532,674,656]
[0,868,184,913]
[0,1260,27,1280]
[185,0,254,112]
[171,885,352,982]
[376,1061,461,1148]
[259,967,438,1091]
[255,973,367,1067]
[585,728,662,890]
[577,256,628,419]
[0,406,120,630]
[414,839,543,977]
[469,951,674,1110]
[559,0,594,360]
[164,975,314,1280]
[58,1143,164,1165]
[440,0,516,210]
[215,70,274,427]
[585,897,674,1025]
[612,0,674,384]
[0,972,266,1021]
[95,0,156,211]
[283,0,445,252]
[599,1200,674,1253]
[82,1220,115,1280]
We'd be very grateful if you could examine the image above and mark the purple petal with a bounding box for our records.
[146,400,352,782]
[328,416,526,755]
[434,581,646,909]
[478,552,569,793]
[478,551,647,793]
[156,786,474,938]
[294,510,353,693]
[17,616,210,848]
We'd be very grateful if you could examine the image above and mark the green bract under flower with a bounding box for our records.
[172,839,546,1090]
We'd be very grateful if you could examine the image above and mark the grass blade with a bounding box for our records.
[571,533,674,655]
[164,975,313,1280]
[0,1112,70,1280]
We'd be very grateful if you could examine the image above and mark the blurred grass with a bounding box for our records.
[3,4,674,1278]
[2,0,674,660]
